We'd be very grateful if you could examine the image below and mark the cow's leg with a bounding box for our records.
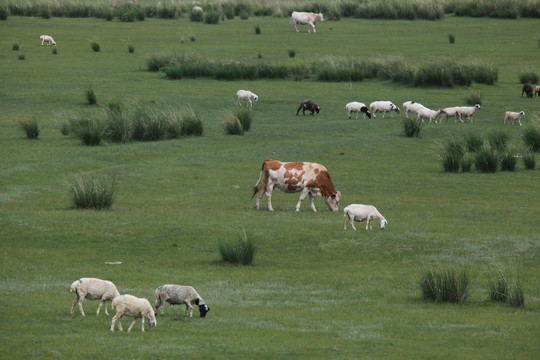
[308,192,317,212]
[265,186,274,211]
[295,189,312,212]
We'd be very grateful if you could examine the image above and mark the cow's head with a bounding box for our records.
[324,191,341,212]
[380,219,388,230]
[199,304,210,318]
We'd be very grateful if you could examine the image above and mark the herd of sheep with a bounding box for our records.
[70,278,210,332]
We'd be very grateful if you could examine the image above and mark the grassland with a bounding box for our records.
[0,14,539,359]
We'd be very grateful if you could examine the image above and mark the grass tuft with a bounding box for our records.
[11,40,19,50]
[500,152,517,171]
[448,33,455,44]
[180,106,204,137]
[85,86,97,105]
[128,45,135,53]
[465,88,482,105]
[474,144,499,173]
[288,49,296,58]
[19,118,39,139]
[234,108,253,132]
[67,173,116,210]
[489,267,525,307]
[522,150,535,169]
[402,118,421,137]
[218,228,256,265]
[419,264,470,304]
[90,41,100,52]
[522,124,540,152]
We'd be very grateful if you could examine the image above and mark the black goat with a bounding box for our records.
[297,99,320,116]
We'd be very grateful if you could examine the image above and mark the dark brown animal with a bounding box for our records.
[522,83,533,98]
[296,99,320,116]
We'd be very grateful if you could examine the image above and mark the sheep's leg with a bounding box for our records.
[111,314,123,331]
[77,296,86,317]
[127,318,137,332]
[351,220,357,231]
[71,294,79,315]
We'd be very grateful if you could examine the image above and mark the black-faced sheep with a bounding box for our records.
[40,35,56,46]
[110,294,157,332]
[236,90,258,107]
[504,111,525,126]
[155,284,210,318]
[522,83,533,98]
[345,102,371,119]
[70,277,120,316]
[369,101,400,118]
[297,99,320,116]
[456,104,481,123]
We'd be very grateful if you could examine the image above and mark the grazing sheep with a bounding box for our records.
[522,83,533,98]
[369,101,400,118]
[110,294,157,332]
[456,104,481,123]
[345,102,371,119]
[504,111,525,126]
[40,35,56,46]
[297,99,320,116]
[155,285,210,318]
[403,101,426,118]
[416,107,443,124]
[535,85,540,97]
[343,204,387,230]
[70,277,120,316]
[440,106,462,123]
[236,90,258,107]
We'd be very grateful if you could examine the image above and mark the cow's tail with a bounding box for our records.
[251,161,267,198]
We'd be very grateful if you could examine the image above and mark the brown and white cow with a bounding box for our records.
[252,159,341,212]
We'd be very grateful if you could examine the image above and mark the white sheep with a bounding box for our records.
[40,35,56,46]
[343,204,387,230]
[416,107,443,124]
[369,101,400,118]
[535,85,540,97]
[403,101,426,118]
[236,90,258,107]
[345,102,372,119]
[155,284,210,318]
[192,6,203,12]
[70,277,120,316]
[110,294,157,332]
[504,111,525,126]
[440,106,462,123]
[456,104,481,123]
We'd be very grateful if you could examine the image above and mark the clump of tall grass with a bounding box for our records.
[489,267,524,307]
[85,86,97,105]
[440,138,465,172]
[288,49,296,58]
[465,88,482,105]
[402,118,421,138]
[19,118,39,139]
[234,108,253,132]
[67,173,116,210]
[518,72,539,85]
[224,118,243,135]
[52,47,57,55]
[464,132,483,152]
[128,45,135,53]
[218,228,256,265]
[448,33,455,44]
[189,8,203,22]
[18,53,25,60]
[474,144,499,173]
[0,5,8,20]
[522,150,535,169]
[419,264,470,303]
[180,106,204,137]
[90,42,100,52]
[500,152,518,171]
[487,129,509,152]
[104,101,132,143]
[460,153,473,172]
[11,40,19,50]
[254,25,261,34]
[522,125,540,152]
[204,9,220,24]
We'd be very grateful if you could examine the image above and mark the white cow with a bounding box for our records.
[40,35,56,46]
[236,90,258,107]
[290,11,324,33]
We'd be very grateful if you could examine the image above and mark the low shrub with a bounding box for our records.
[18,53,25,60]
[402,118,421,138]
[254,25,261,34]
[19,118,39,139]
[419,264,470,303]
[59,120,70,136]
[218,229,256,265]
[204,10,220,24]
[128,45,135,53]
[288,49,296,58]
[67,173,116,210]
[522,125,540,152]
[0,5,8,20]
[189,9,203,22]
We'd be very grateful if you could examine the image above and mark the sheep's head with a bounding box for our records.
[392,104,401,114]
[324,191,341,212]
[199,304,210,318]
[252,94,258,102]
[380,219,388,230]
[361,106,371,119]
[147,318,157,331]
[315,105,320,113]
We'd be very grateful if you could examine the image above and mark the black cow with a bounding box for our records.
[297,99,320,116]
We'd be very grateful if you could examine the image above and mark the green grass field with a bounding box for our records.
[1,14,539,359]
